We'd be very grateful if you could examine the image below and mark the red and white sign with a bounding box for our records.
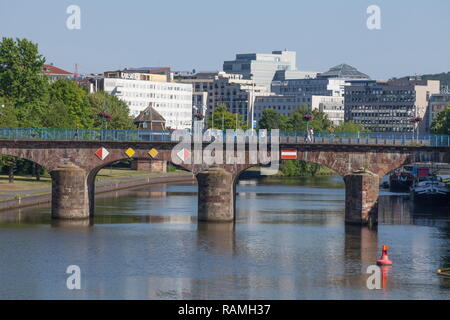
[95,147,110,160]
[281,149,297,160]
[176,148,191,162]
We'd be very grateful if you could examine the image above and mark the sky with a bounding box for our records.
[0,0,449,80]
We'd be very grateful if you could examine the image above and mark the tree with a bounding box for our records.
[0,37,49,126]
[42,99,78,129]
[0,97,18,182]
[207,105,248,130]
[333,120,370,133]
[431,104,450,134]
[49,79,93,128]
[286,105,333,132]
[88,91,135,129]
[258,109,289,130]
[0,97,18,128]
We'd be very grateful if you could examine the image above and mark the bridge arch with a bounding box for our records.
[0,149,52,172]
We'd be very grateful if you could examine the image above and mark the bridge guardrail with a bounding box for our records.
[0,128,449,147]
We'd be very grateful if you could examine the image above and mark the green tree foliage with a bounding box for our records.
[289,106,333,132]
[41,99,78,129]
[88,91,135,129]
[0,37,49,126]
[258,108,289,130]
[333,120,370,133]
[431,104,450,134]
[207,105,248,130]
[0,97,19,178]
[0,97,18,128]
[49,79,93,128]
[279,160,334,177]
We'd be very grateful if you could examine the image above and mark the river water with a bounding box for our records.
[0,175,449,300]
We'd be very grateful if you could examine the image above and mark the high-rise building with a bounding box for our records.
[223,50,297,89]
[177,72,268,124]
[101,69,193,130]
[271,78,348,97]
[344,79,440,133]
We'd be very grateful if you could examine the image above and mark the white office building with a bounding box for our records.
[254,95,311,121]
[311,96,345,125]
[178,72,268,125]
[101,71,193,130]
[223,50,297,89]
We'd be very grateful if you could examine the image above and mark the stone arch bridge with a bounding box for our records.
[0,138,449,226]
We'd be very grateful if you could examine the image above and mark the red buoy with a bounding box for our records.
[376,245,393,266]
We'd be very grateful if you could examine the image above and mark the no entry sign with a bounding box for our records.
[281,149,297,160]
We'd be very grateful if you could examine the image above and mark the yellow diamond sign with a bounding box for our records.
[148,148,158,158]
[125,148,135,158]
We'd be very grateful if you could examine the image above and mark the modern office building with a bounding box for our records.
[101,69,193,130]
[427,93,450,129]
[311,96,345,125]
[344,79,440,133]
[317,63,370,79]
[254,95,312,121]
[272,78,348,97]
[178,72,268,124]
[254,94,344,125]
[223,50,297,89]
[273,70,319,81]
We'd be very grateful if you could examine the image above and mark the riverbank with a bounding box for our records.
[0,169,195,211]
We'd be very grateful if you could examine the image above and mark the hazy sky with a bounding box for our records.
[1,0,449,80]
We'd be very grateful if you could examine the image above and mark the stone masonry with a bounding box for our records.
[0,139,448,223]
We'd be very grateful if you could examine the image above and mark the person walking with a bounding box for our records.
[309,128,314,143]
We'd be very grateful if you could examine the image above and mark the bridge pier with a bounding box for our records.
[344,172,379,226]
[197,167,235,222]
[50,166,89,219]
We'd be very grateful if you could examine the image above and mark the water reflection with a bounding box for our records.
[0,177,449,299]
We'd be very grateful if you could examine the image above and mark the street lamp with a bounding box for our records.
[409,117,422,143]
[303,114,314,131]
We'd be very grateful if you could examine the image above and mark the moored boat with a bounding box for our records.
[389,166,416,192]
[410,175,450,203]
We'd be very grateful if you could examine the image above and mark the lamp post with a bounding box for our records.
[303,114,314,142]
[304,114,313,131]
[409,117,422,143]
[247,73,256,134]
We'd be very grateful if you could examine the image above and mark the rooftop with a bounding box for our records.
[134,106,166,123]
[42,64,73,75]
[318,64,370,79]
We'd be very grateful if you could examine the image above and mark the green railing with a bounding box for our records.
[0,128,172,142]
[0,128,449,147]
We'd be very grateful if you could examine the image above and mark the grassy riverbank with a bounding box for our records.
[0,168,190,201]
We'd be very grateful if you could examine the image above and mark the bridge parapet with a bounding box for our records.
[1,128,450,147]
